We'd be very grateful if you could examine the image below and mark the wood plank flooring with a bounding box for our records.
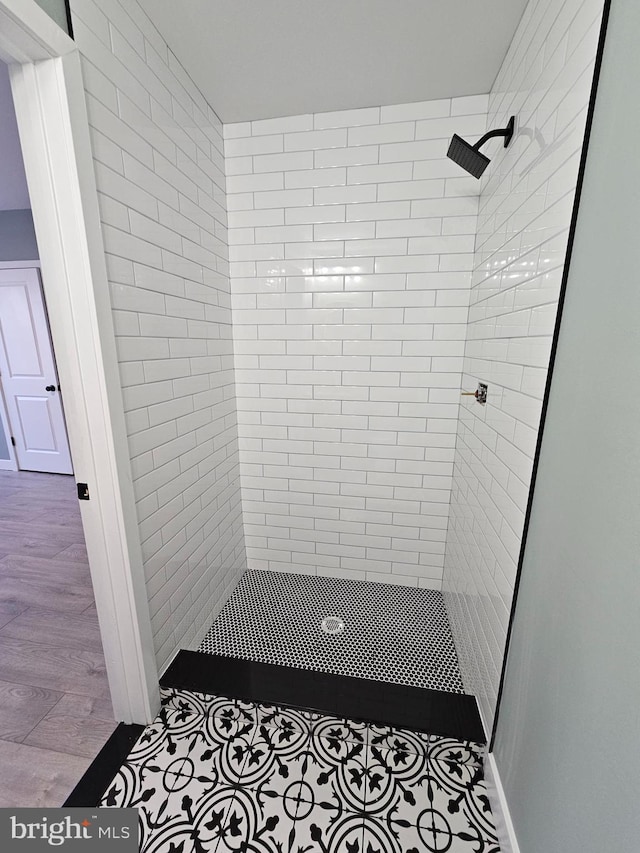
[0,471,116,806]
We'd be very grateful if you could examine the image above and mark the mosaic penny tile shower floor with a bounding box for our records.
[198,571,465,693]
[101,688,499,852]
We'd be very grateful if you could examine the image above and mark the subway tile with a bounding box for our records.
[285,205,346,225]
[284,128,347,151]
[253,150,314,173]
[314,221,375,242]
[314,106,380,128]
[345,238,407,257]
[222,12,591,663]
[254,224,313,244]
[348,122,415,146]
[228,209,285,228]
[412,196,479,217]
[343,274,406,291]
[80,0,247,670]
[376,218,442,238]
[285,240,344,259]
[254,188,314,209]
[314,258,374,276]
[285,168,347,189]
[314,184,377,206]
[224,121,251,140]
[224,134,284,157]
[224,155,252,175]
[408,235,476,255]
[251,114,313,136]
[380,99,451,122]
[347,162,413,184]
[226,172,283,194]
[94,162,158,219]
[379,138,445,163]
[345,200,410,221]
[415,113,487,140]
[450,94,490,115]
[315,145,379,168]
[413,159,463,180]
[378,179,445,201]
[374,255,439,274]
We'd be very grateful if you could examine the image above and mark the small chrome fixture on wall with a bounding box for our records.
[447,117,516,178]
[461,382,488,405]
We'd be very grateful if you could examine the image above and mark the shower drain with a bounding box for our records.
[320,615,345,635]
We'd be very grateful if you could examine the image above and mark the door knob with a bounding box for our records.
[45,385,56,392]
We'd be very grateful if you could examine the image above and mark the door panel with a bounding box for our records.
[0,268,72,474]
[16,396,58,451]
[0,284,43,375]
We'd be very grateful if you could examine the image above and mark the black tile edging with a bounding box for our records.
[489,0,613,752]
[60,651,484,808]
[63,723,145,807]
[161,650,486,744]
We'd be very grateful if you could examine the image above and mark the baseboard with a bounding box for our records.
[483,753,521,853]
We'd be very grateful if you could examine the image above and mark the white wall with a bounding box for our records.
[443,0,606,731]
[0,61,30,210]
[70,0,246,670]
[493,3,640,849]
[0,210,38,261]
[33,0,70,32]
[225,98,487,586]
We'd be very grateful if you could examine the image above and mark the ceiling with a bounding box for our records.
[137,0,528,123]
[0,61,30,210]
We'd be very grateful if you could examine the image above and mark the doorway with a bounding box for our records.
[0,267,73,475]
[0,0,158,751]
[0,50,118,805]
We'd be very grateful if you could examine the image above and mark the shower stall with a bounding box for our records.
[209,0,607,741]
[58,0,612,848]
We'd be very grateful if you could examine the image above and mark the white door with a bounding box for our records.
[0,268,73,474]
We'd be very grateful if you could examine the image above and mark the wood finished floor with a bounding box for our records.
[0,470,115,807]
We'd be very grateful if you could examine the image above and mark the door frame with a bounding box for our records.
[0,0,159,724]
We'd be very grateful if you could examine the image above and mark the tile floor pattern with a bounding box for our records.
[101,688,499,852]
[199,571,464,693]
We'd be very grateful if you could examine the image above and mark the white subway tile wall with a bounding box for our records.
[442,0,605,731]
[72,0,246,671]
[225,96,488,586]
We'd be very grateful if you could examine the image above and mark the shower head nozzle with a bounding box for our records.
[447,116,516,179]
[447,135,490,179]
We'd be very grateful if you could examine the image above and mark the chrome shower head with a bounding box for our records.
[447,116,516,179]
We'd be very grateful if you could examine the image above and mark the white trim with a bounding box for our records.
[0,260,40,268]
[476,694,490,743]
[3,0,159,724]
[0,0,73,63]
[483,753,521,853]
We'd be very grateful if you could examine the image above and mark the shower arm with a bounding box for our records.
[472,116,516,151]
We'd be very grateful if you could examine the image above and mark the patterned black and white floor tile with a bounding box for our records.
[198,570,465,693]
[101,688,498,852]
